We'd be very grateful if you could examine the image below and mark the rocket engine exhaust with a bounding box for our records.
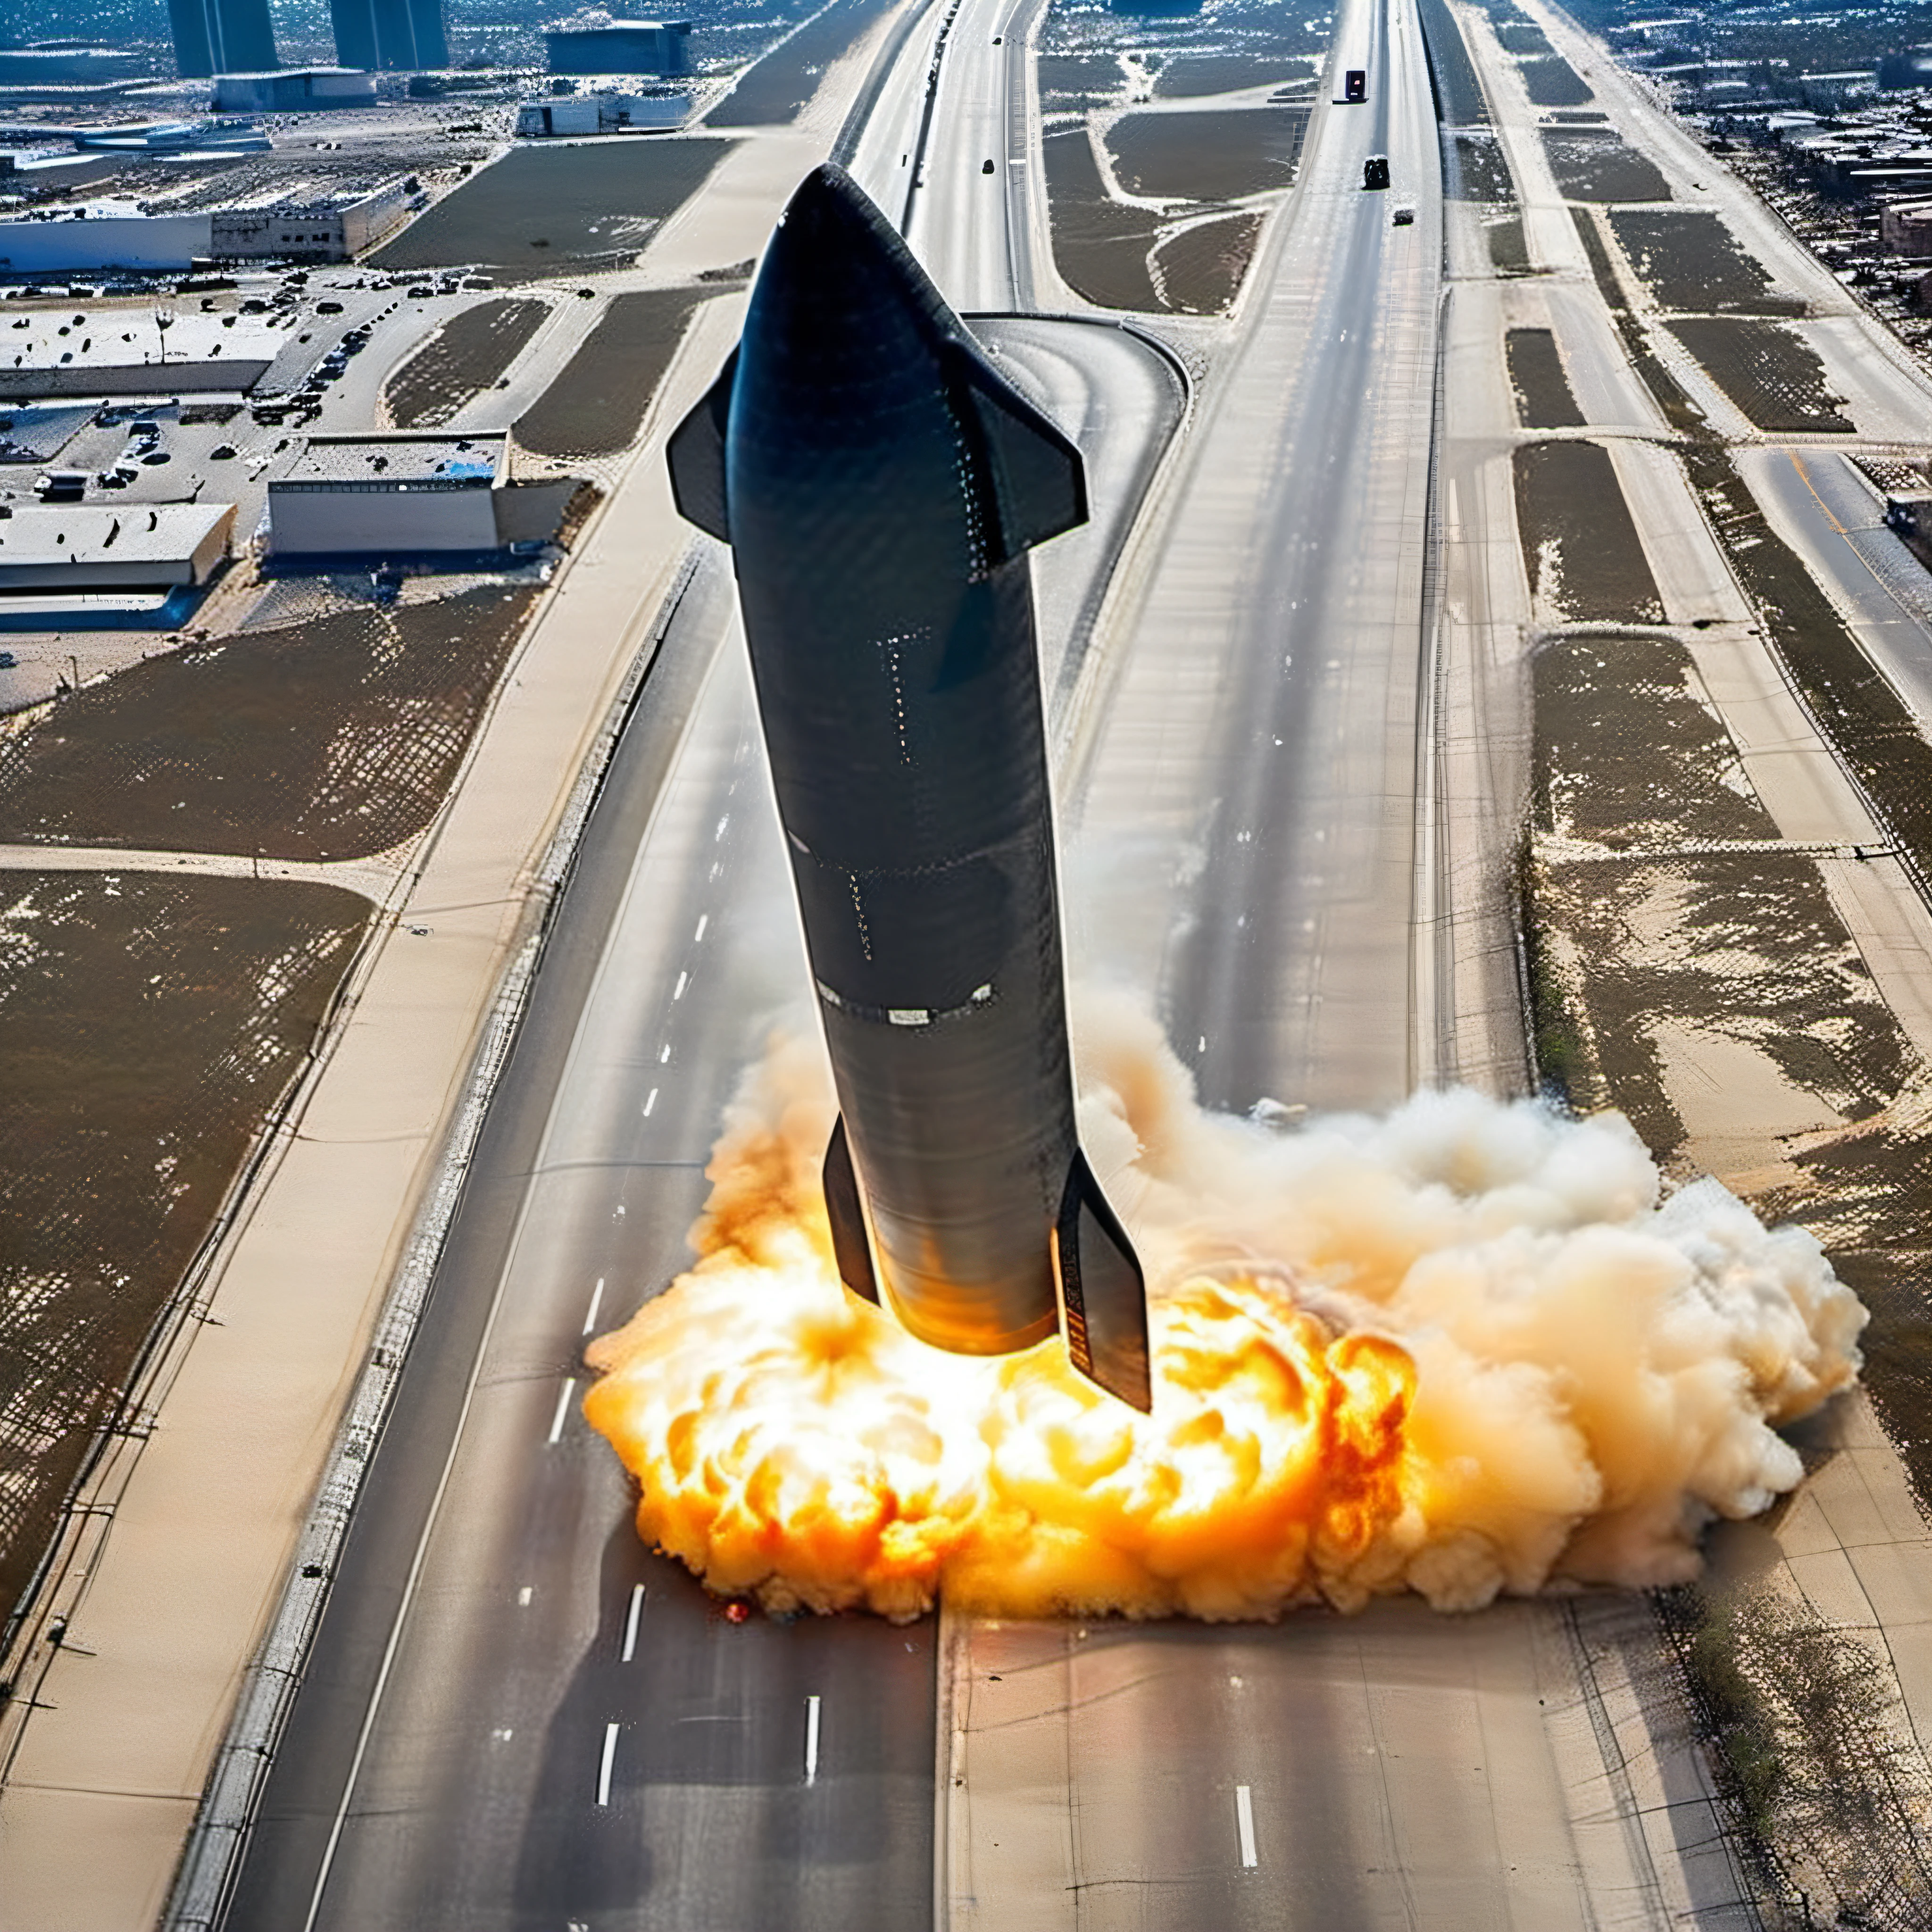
[667,163,1151,1407]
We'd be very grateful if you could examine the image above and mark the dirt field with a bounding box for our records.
[1104,106,1307,203]
[0,871,370,1626]
[1451,129,1514,202]
[1517,53,1593,107]
[1521,609,1932,1924]
[513,288,706,459]
[370,141,731,278]
[385,297,550,429]
[1152,212,1264,313]
[0,585,538,861]
[704,0,897,127]
[1669,317,1855,433]
[1488,211,1530,273]
[1506,326,1584,426]
[1042,125,1164,311]
[1543,129,1672,202]
[1154,52,1314,97]
[1514,440,1663,620]
[1418,0,1489,125]
[1039,51,1122,107]
[1607,208,1806,316]
[1495,20,1550,54]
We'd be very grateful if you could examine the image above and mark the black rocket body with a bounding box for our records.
[668,164,1151,1411]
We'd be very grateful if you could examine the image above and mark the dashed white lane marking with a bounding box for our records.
[621,1583,646,1663]
[658,1043,671,1064]
[673,971,688,1000]
[643,1086,658,1116]
[517,1585,533,1607]
[804,1694,822,1786]
[596,1722,619,1807]
[1235,1785,1257,1868]
[582,1278,604,1336]
[548,1378,576,1447]
[694,914,708,942]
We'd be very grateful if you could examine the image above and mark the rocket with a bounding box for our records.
[667,164,1152,1411]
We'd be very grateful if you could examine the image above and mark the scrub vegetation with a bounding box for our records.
[369,141,731,278]
[384,297,551,429]
[1543,129,1672,202]
[1505,326,1584,427]
[1667,318,1855,433]
[0,873,370,1632]
[513,288,707,459]
[0,586,538,861]
[1512,441,1663,621]
[1607,208,1807,316]
[1035,0,1324,314]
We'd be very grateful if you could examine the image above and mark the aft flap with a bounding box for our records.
[1052,1149,1152,1413]
[666,349,737,543]
[953,343,1088,564]
[823,1114,880,1306]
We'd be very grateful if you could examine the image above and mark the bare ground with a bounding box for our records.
[1668,318,1855,433]
[0,871,371,1627]
[1513,440,1664,621]
[385,298,551,430]
[1543,129,1672,203]
[1607,208,1808,317]
[0,585,539,862]
[512,289,707,459]
[1103,107,1308,203]
[369,141,732,279]
[1506,326,1584,427]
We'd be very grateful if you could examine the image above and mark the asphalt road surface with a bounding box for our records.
[221,2,1177,1918]
[217,0,1745,1924]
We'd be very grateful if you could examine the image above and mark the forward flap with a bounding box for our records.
[666,348,737,544]
[953,343,1088,565]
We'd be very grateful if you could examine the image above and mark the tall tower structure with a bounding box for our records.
[332,0,448,70]
[169,0,279,76]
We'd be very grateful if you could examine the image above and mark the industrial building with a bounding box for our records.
[0,179,411,278]
[331,0,448,72]
[211,67,377,111]
[0,303,279,397]
[268,433,581,555]
[1882,200,1932,255]
[168,0,277,80]
[269,433,507,554]
[545,16,692,77]
[0,502,235,591]
[515,87,691,134]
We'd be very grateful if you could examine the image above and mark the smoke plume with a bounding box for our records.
[583,994,1865,1622]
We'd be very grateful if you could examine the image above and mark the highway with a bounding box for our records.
[219,0,1176,1922]
[208,0,1753,1921]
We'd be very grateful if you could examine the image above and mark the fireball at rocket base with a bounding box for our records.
[667,161,1152,1408]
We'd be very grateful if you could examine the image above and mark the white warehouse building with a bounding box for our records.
[268,433,510,555]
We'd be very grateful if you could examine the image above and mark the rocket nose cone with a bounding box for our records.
[744,165,956,402]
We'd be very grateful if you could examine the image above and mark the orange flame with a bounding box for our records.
[584,1005,1867,1623]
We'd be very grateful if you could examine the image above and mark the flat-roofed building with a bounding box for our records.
[545,14,691,76]
[212,66,376,110]
[210,178,412,260]
[268,432,509,554]
[1883,199,1932,254]
[0,501,234,589]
